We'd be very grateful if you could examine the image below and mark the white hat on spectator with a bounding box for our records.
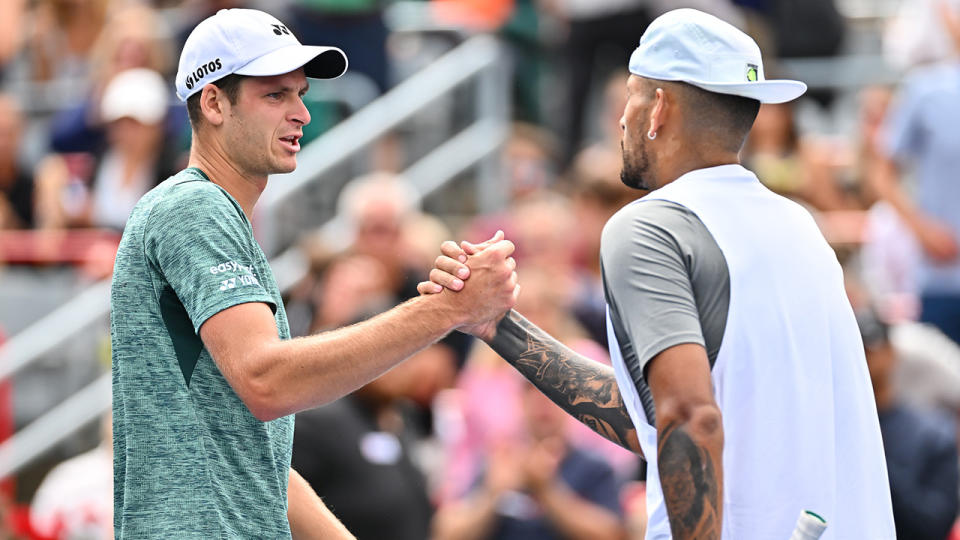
[175,8,348,101]
[629,8,807,104]
[101,68,169,125]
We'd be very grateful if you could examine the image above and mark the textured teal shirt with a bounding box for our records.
[111,168,294,539]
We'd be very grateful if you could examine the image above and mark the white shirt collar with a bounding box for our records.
[671,163,754,184]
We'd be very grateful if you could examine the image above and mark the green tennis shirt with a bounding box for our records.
[111,168,294,539]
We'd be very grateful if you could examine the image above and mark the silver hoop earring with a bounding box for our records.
[647,131,657,140]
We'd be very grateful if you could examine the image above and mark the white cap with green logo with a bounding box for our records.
[629,8,807,104]
[175,8,348,102]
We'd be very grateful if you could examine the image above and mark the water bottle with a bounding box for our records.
[789,510,827,540]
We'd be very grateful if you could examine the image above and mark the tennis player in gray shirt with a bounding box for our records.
[422,8,893,540]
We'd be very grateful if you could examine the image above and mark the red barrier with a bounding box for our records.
[0,229,121,266]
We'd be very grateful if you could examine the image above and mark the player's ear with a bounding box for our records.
[199,83,227,127]
[648,86,668,138]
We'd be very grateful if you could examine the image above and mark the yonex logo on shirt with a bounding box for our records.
[219,274,260,291]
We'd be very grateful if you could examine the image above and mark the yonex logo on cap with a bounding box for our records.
[271,24,290,36]
[185,58,223,90]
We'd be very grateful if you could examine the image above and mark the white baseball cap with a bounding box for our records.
[102,68,169,125]
[629,8,806,104]
[175,8,348,101]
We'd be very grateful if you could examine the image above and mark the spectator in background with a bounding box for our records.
[509,192,617,348]
[856,86,923,322]
[30,414,112,540]
[432,381,625,540]
[742,102,852,212]
[859,308,959,540]
[568,176,636,347]
[0,94,34,229]
[884,0,960,71]
[566,70,630,186]
[303,250,458,398]
[308,252,394,334]
[336,171,424,299]
[872,2,960,344]
[35,68,177,231]
[291,355,438,540]
[542,0,651,168]
[49,3,175,155]
[0,0,25,79]
[500,123,558,200]
[296,175,465,425]
[336,173,473,371]
[15,0,109,85]
[461,123,560,265]
[288,172,470,370]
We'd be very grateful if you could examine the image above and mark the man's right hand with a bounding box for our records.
[419,231,519,340]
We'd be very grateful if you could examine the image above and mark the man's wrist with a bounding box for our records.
[486,310,524,349]
[415,290,467,334]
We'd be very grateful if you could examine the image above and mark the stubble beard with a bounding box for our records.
[227,112,296,177]
[620,139,653,191]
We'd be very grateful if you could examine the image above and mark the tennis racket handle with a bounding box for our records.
[789,510,827,540]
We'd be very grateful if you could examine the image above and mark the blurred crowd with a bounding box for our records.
[2,0,960,539]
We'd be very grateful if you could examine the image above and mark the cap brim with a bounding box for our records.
[689,78,808,104]
[235,44,348,80]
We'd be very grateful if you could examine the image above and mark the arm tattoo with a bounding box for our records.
[658,420,721,539]
[487,310,642,455]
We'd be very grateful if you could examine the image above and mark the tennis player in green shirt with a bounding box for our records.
[110,8,519,539]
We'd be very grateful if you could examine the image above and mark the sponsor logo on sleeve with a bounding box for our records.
[209,260,262,291]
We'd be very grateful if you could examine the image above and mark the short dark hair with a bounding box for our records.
[185,73,249,127]
[662,81,761,153]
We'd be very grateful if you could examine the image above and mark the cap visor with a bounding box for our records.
[235,44,348,80]
[690,79,808,104]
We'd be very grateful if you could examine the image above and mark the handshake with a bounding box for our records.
[417,230,520,341]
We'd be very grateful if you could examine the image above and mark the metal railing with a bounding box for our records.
[0,33,510,479]
[258,33,509,252]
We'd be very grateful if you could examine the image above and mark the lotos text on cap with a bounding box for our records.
[185,58,224,90]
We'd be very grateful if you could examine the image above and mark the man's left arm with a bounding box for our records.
[646,343,723,540]
[486,310,642,454]
[287,468,355,540]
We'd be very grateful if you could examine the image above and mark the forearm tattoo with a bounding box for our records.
[488,310,642,455]
[658,420,721,539]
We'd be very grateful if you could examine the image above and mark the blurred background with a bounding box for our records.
[2,0,960,538]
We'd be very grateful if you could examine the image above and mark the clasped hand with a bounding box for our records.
[417,230,520,341]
